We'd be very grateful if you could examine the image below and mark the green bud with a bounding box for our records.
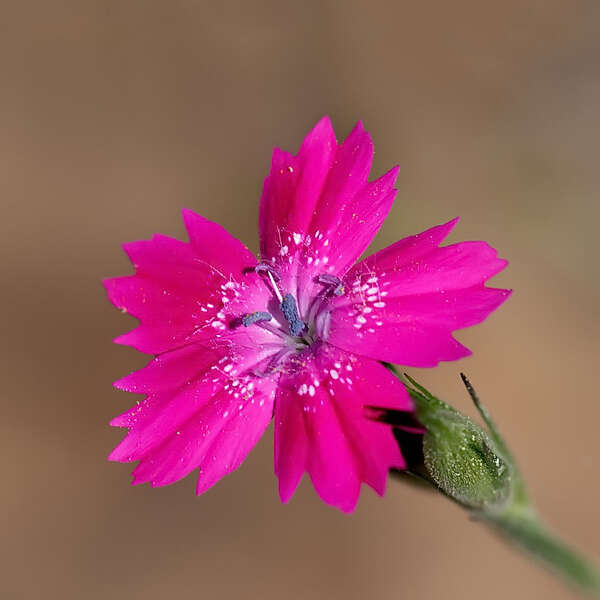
[403,373,514,510]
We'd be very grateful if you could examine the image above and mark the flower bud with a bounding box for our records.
[421,405,510,508]
[372,370,515,509]
[410,373,513,509]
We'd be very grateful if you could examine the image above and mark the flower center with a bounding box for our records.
[240,263,341,347]
[241,264,307,343]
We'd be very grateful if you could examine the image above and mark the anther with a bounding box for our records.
[281,293,305,337]
[317,273,345,296]
[242,311,273,327]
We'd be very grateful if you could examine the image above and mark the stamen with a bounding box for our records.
[317,273,345,296]
[255,262,280,282]
[266,270,283,303]
[254,262,284,302]
[281,293,305,337]
[242,311,273,327]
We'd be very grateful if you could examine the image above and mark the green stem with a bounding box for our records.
[480,506,600,593]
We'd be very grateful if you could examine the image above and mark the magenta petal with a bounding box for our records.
[113,344,226,394]
[380,286,512,328]
[323,166,399,273]
[353,240,508,297]
[105,213,258,355]
[110,392,166,429]
[327,220,510,366]
[273,385,308,504]
[274,347,407,511]
[122,234,223,297]
[329,286,511,366]
[109,378,223,463]
[258,119,397,273]
[257,118,400,318]
[326,357,407,495]
[195,381,275,495]
[357,217,460,270]
[131,379,275,489]
[275,370,361,512]
[109,346,229,462]
[105,233,231,354]
[303,384,361,513]
[307,121,374,241]
[301,123,398,276]
[329,319,472,367]
[259,116,337,261]
[111,343,276,479]
[291,166,399,315]
[182,209,257,276]
[104,275,219,354]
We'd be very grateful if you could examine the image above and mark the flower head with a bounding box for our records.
[105,117,510,512]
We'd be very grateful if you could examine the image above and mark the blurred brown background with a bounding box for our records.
[2,1,599,599]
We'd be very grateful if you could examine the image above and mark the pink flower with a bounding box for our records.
[105,117,510,512]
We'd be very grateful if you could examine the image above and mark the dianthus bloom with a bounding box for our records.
[105,117,510,512]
